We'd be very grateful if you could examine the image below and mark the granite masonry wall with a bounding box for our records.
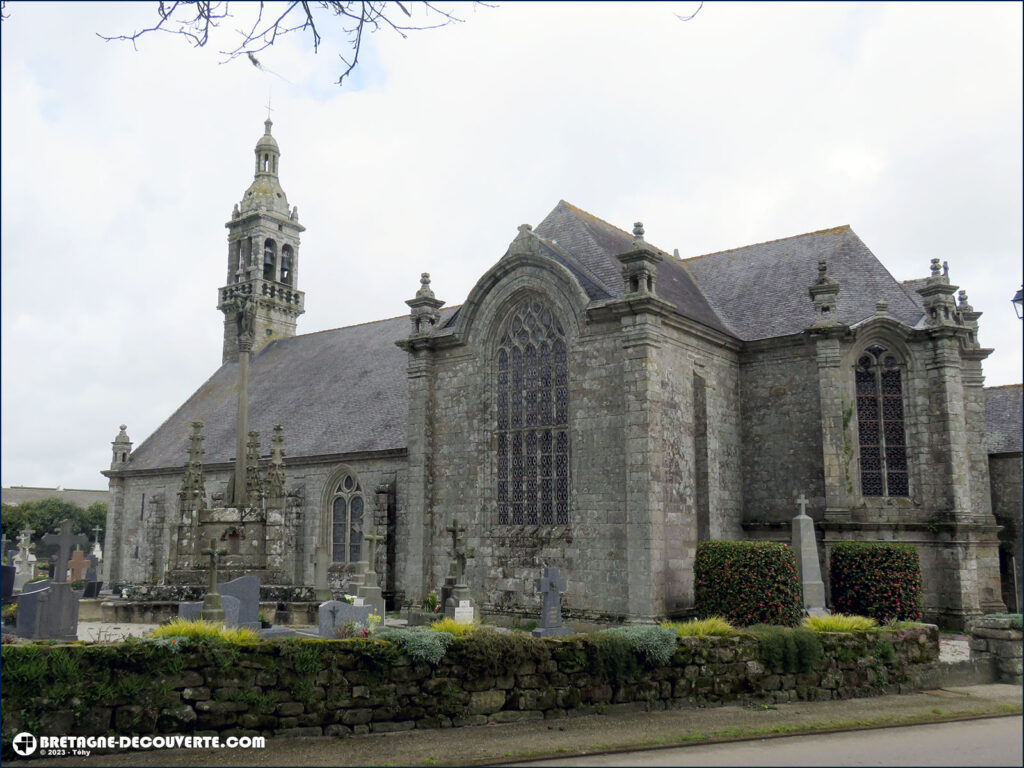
[0,627,939,750]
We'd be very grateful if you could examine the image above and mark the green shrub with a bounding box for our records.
[377,627,454,665]
[596,625,678,667]
[830,542,923,621]
[744,625,823,674]
[802,613,877,632]
[980,613,1023,631]
[694,541,802,626]
[663,617,736,637]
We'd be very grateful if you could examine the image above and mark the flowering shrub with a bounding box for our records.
[694,541,802,627]
[829,542,923,622]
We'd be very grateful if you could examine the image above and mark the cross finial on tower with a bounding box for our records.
[265,95,274,120]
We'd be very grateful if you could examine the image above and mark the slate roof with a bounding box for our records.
[684,226,925,341]
[125,202,940,472]
[126,310,455,472]
[534,201,731,334]
[985,384,1023,455]
[1,486,108,508]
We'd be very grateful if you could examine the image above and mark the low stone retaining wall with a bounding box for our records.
[1,626,938,752]
[969,615,1023,685]
[99,600,316,626]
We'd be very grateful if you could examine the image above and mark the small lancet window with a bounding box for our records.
[331,473,364,563]
[263,153,270,172]
[855,344,909,497]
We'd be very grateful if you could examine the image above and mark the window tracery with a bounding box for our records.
[496,299,569,526]
[855,344,908,497]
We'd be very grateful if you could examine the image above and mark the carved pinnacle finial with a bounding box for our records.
[930,258,942,277]
[416,272,436,300]
[518,223,532,235]
[875,300,889,315]
[633,221,645,240]
[818,259,827,277]
[942,261,949,277]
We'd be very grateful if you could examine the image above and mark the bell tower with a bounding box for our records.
[218,118,306,363]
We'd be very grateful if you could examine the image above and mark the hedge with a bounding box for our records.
[830,542,923,622]
[694,541,802,626]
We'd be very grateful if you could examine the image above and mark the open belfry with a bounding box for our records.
[102,118,1016,628]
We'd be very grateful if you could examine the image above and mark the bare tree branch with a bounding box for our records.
[675,1,703,23]
[97,1,493,86]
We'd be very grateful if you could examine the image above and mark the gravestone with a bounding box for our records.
[355,534,386,621]
[1,564,15,603]
[218,575,260,629]
[15,581,80,640]
[22,579,51,594]
[91,526,104,561]
[442,518,475,624]
[86,554,99,583]
[179,595,240,626]
[532,566,571,637]
[15,587,49,638]
[82,581,104,599]
[67,550,90,582]
[318,600,373,638]
[13,529,36,592]
[792,493,827,616]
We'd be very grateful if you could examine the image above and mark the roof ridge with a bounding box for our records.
[558,199,674,259]
[282,305,465,339]
[985,383,1024,391]
[682,225,853,262]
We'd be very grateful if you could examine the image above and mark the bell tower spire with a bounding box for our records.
[218,117,306,364]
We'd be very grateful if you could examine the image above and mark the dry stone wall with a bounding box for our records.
[1,627,939,750]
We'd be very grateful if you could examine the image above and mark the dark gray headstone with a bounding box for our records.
[178,601,202,621]
[1,565,15,600]
[22,579,51,594]
[15,587,48,637]
[532,566,572,638]
[220,594,240,627]
[318,600,373,638]
[86,555,99,583]
[218,575,260,629]
[82,581,103,599]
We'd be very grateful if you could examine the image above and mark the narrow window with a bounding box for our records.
[855,344,908,497]
[330,474,364,563]
[263,153,269,172]
[496,299,570,526]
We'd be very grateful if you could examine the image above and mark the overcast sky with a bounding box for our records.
[2,1,1021,491]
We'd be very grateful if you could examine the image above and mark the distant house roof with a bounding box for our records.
[126,310,455,472]
[985,384,1023,455]
[1,486,108,508]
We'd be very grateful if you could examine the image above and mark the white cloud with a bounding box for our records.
[2,1,1021,489]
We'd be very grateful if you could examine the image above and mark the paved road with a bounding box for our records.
[514,716,1024,767]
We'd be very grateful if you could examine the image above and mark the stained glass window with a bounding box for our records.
[855,345,908,497]
[331,474,364,562]
[497,299,569,525]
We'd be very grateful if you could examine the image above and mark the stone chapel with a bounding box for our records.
[101,119,1015,628]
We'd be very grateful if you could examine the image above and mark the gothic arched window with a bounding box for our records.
[330,473,365,563]
[263,239,277,281]
[496,299,569,526]
[855,344,909,497]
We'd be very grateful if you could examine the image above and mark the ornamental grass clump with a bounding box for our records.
[663,616,736,637]
[802,613,877,632]
[830,542,923,622]
[694,541,802,627]
[429,617,481,636]
[147,617,259,644]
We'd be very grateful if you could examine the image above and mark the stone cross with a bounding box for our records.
[42,521,88,584]
[532,566,571,637]
[796,492,809,517]
[67,550,90,582]
[446,518,468,580]
[17,528,35,553]
[537,567,566,599]
[201,538,228,594]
